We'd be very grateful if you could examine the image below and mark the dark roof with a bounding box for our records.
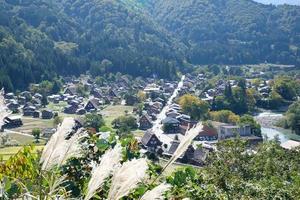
[193,149,207,162]
[141,131,161,147]
[42,109,53,114]
[162,117,180,124]
[198,125,218,137]
[140,114,152,123]
[168,141,180,155]
[65,86,77,95]
[86,98,100,109]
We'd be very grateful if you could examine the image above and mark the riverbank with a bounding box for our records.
[255,111,300,142]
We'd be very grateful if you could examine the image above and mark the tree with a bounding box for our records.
[112,115,138,135]
[285,101,300,134]
[273,76,299,101]
[41,94,48,107]
[51,79,62,94]
[124,93,138,106]
[178,94,210,120]
[32,128,41,143]
[84,113,105,132]
[240,114,261,137]
[53,116,62,126]
[137,91,146,102]
[269,91,284,109]
[209,110,240,124]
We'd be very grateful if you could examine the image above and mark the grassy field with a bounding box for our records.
[158,158,201,176]
[11,117,54,135]
[7,132,46,145]
[47,102,68,112]
[0,145,44,161]
[101,105,134,127]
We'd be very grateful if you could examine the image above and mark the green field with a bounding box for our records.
[7,132,46,145]
[101,105,134,127]
[0,145,44,161]
[47,102,68,112]
[11,117,54,135]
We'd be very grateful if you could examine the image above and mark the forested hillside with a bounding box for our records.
[146,0,300,65]
[1,0,300,91]
[0,0,183,91]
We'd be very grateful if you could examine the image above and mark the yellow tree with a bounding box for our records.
[178,94,210,120]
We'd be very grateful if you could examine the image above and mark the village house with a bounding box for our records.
[194,125,218,141]
[90,89,103,99]
[176,114,192,126]
[64,104,78,114]
[139,114,153,130]
[5,92,15,99]
[41,110,54,119]
[2,116,23,129]
[166,111,180,119]
[76,108,86,115]
[20,91,32,101]
[31,98,42,108]
[7,101,20,112]
[141,131,162,152]
[144,83,161,94]
[23,104,36,116]
[33,93,43,100]
[18,96,26,105]
[166,141,208,166]
[64,86,78,96]
[33,111,40,118]
[48,95,61,104]
[85,98,101,112]
[108,88,118,98]
[162,117,180,134]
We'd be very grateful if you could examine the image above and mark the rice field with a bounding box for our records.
[0,145,44,161]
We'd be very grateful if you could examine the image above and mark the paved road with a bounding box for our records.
[152,75,185,148]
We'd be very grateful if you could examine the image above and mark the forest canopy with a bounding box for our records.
[1,0,300,91]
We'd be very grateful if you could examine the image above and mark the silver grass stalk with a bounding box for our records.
[0,88,11,127]
[56,128,88,167]
[43,128,87,170]
[108,158,148,200]
[41,117,75,170]
[48,175,68,197]
[163,123,203,172]
[84,144,122,200]
[141,183,171,200]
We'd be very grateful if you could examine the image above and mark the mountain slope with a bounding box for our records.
[1,0,300,91]
[146,0,300,65]
[0,0,184,91]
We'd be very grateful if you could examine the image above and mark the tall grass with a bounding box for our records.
[85,144,122,200]
[141,183,171,200]
[108,158,148,200]
[40,117,85,170]
[162,123,203,171]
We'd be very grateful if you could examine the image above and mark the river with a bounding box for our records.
[255,111,288,143]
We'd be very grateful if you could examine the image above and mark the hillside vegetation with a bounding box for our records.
[1,0,300,90]
[147,0,300,65]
